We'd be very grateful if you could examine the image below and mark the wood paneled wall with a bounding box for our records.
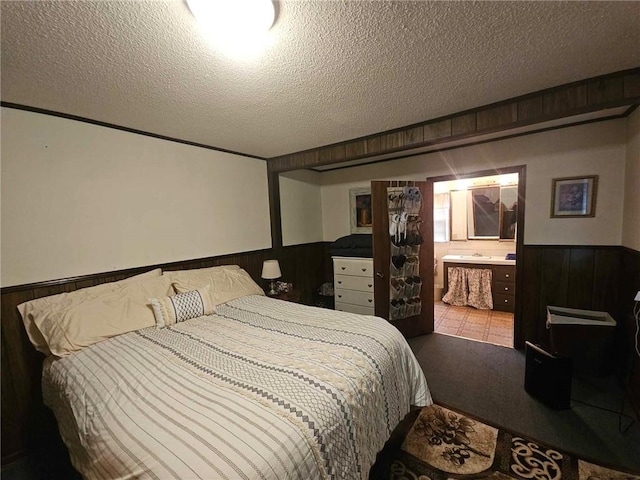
[3,242,639,464]
[518,245,622,346]
[517,244,639,417]
[619,248,640,419]
[0,243,332,466]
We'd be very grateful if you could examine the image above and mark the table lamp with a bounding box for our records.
[261,259,281,296]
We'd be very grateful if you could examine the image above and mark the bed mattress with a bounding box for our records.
[43,295,431,480]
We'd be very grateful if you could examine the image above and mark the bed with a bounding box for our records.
[20,267,431,480]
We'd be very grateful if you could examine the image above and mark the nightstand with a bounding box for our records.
[269,289,301,303]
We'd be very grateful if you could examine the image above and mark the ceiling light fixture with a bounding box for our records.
[186,0,275,58]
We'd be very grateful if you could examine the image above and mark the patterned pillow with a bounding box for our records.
[149,286,214,328]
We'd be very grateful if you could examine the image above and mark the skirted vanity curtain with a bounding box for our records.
[442,267,493,310]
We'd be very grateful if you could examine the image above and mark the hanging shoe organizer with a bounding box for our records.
[388,184,423,321]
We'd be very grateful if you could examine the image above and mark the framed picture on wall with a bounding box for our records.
[350,188,372,233]
[550,175,598,218]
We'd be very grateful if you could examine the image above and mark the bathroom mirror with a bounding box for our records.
[468,186,500,239]
[450,184,518,241]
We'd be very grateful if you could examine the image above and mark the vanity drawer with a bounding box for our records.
[493,292,515,312]
[334,274,374,292]
[335,288,375,308]
[333,257,373,278]
[493,281,515,295]
[335,302,375,316]
[493,266,515,284]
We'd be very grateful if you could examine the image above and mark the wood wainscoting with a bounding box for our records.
[518,245,622,348]
[619,247,640,421]
[0,243,332,466]
[3,242,638,464]
[518,244,640,418]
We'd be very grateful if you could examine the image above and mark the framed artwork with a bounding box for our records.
[350,188,372,233]
[550,175,598,218]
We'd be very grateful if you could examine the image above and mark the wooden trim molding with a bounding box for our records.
[0,102,267,161]
[267,171,283,251]
[268,68,640,172]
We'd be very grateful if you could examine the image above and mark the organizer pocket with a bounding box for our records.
[390,298,406,321]
[390,278,405,299]
[404,256,419,276]
[404,276,422,297]
[406,297,422,317]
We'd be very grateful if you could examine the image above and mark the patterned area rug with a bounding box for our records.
[369,404,640,480]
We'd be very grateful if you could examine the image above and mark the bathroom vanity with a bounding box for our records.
[442,255,516,312]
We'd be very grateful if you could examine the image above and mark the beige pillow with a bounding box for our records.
[150,285,214,328]
[18,268,163,355]
[172,267,264,306]
[24,275,172,357]
[162,264,240,283]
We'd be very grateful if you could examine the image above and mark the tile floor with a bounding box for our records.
[434,301,514,348]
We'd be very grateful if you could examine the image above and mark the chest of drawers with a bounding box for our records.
[333,256,375,315]
[491,265,515,312]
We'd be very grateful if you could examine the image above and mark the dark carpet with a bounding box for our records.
[404,333,640,473]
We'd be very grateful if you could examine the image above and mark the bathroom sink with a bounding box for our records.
[441,254,516,265]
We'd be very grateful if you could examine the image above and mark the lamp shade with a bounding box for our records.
[261,260,281,280]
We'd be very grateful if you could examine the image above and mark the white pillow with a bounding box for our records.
[21,274,172,357]
[171,267,264,306]
[18,268,162,355]
[162,264,240,282]
[150,286,214,328]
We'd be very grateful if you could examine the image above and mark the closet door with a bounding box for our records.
[372,181,434,337]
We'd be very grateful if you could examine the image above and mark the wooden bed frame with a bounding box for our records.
[0,243,331,466]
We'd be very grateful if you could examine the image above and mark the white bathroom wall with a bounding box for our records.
[1,108,272,286]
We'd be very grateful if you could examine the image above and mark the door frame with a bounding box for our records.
[429,165,526,349]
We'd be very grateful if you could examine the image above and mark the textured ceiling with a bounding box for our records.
[2,1,639,159]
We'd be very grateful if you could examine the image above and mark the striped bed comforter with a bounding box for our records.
[43,295,431,480]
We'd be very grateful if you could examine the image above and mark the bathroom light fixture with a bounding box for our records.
[261,260,281,296]
[186,0,275,57]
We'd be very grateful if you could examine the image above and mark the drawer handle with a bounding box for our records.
[375,272,384,278]
[338,295,342,298]
[504,299,508,303]
[368,299,373,303]
[362,268,367,272]
[504,287,508,291]
[338,281,342,284]
[505,274,510,278]
[341,267,346,270]
[368,284,372,288]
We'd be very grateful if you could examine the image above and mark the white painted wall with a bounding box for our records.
[623,109,640,251]
[279,169,323,246]
[1,108,271,287]
[320,119,627,246]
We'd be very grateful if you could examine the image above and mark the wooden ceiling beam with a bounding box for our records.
[268,67,640,173]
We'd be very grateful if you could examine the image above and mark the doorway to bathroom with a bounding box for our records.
[430,166,525,348]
